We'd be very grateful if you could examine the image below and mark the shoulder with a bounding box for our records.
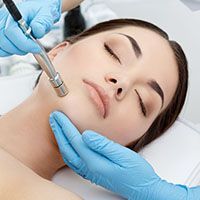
[0,148,82,200]
[26,178,83,200]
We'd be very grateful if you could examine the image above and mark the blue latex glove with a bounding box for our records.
[49,111,200,200]
[0,0,62,56]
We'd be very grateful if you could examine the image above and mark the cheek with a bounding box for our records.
[102,118,145,146]
[53,43,108,78]
[54,85,102,134]
[54,91,96,133]
[52,49,84,78]
[93,101,151,146]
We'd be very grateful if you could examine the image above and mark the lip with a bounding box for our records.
[83,79,110,118]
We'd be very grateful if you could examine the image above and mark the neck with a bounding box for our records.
[0,88,65,180]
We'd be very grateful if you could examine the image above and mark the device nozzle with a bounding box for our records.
[49,73,69,97]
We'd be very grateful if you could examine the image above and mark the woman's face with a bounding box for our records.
[38,26,178,146]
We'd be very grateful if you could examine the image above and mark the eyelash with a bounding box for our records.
[104,43,121,64]
[134,89,147,117]
[104,43,146,116]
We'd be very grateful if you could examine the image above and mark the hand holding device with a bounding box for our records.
[0,0,61,56]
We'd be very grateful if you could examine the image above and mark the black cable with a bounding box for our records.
[3,0,22,21]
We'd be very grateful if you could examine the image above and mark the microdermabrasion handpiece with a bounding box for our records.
[3,0,69,97]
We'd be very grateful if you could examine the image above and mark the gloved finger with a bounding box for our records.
[49,115,84,170]
[55,126,114,176]
[4,16,41,54]
[49,117,90,178]
[82,130,139,168]
[50,116,91,179]
[30,9,54,38]
[0,30,26,55]
[51,111,83,145]
[0,48,12,57]
[51,112,119,173]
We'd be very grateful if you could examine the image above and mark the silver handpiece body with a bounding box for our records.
[18,19,68,97]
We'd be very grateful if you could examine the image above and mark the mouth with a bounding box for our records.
[83,79,110,119]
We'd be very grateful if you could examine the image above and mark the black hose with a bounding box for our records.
[3,0,22,21]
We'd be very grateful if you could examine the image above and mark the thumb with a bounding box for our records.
[30,9,54,38]
[82,131,138,167]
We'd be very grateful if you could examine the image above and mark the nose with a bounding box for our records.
[105,73,130,101]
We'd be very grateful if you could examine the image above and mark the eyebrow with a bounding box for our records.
[117,33,142,58]
[114,34,164,108]
[147,80,164,109]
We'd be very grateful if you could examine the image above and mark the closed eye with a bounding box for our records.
[134,89,147,117]
[104,43,121,64]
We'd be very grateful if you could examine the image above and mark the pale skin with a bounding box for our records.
[0,5,178,199]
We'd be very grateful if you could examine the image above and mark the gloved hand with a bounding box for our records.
[49,111,200,200]
[0,0,62,57]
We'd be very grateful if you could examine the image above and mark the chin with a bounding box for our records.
[56,100,91,135]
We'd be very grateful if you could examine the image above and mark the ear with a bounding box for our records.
[48,41,70,60]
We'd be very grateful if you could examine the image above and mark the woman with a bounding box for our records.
[0,18,188,199]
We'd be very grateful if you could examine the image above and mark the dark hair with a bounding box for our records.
[36,19,188,152]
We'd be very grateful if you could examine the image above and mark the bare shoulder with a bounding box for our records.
[0,148,82,200]
[26,178,83,200]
